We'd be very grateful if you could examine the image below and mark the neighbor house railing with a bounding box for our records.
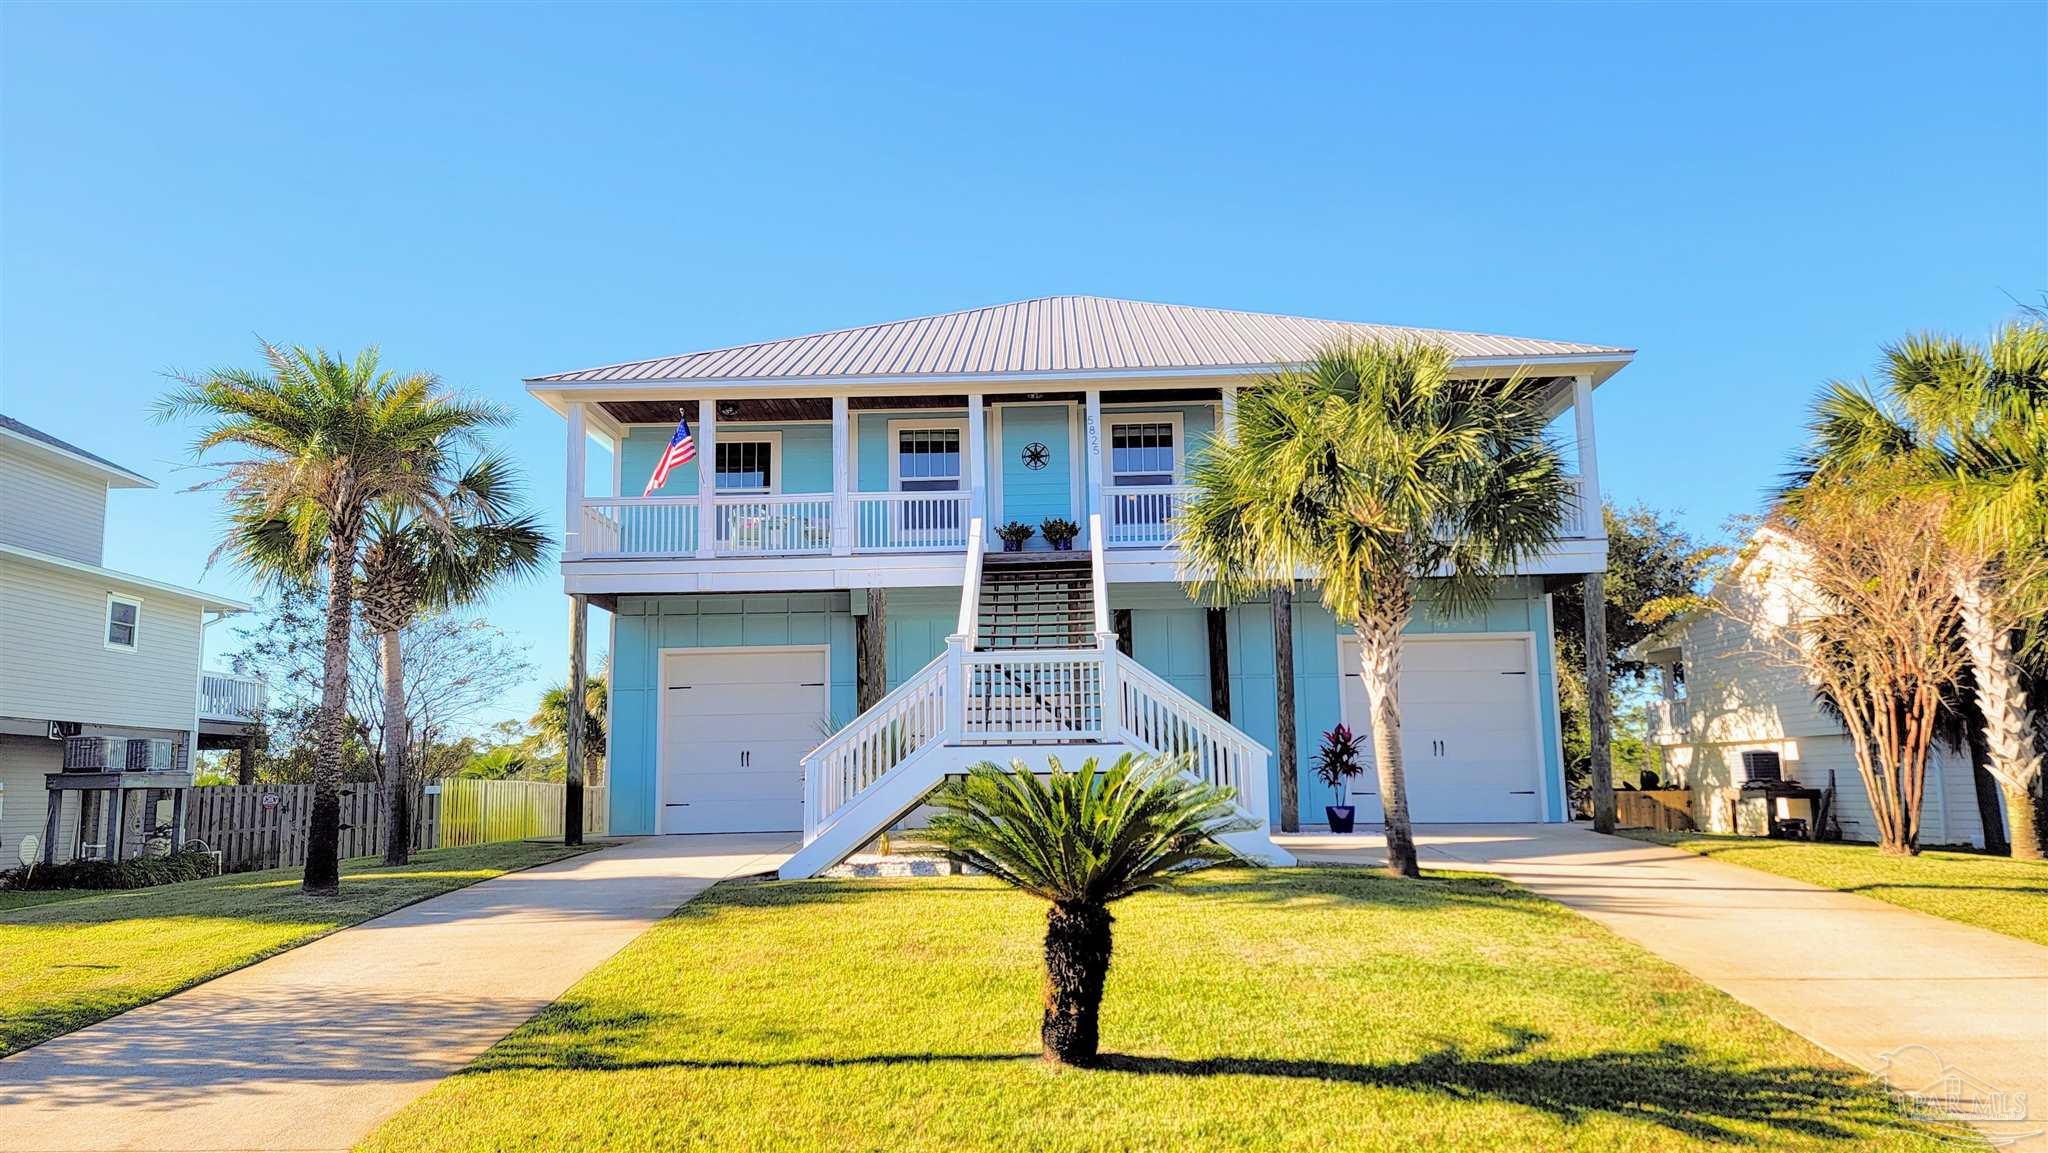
[198,671,267,722]
[1650,698,1690,744]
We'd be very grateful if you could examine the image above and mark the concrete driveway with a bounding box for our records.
[1281,823,2048,1151]
[0,833,795,1153]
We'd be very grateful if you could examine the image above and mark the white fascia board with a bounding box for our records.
[0,542,252,612]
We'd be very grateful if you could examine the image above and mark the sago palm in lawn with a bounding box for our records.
[159,344,507,892]
[922,753,1249,1067]
[1179,337,1577,877]
[1790,320,2048,857]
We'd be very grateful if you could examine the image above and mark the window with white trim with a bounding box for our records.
[715,440,774,493]
[105,595,140,650]
[895,427,962,492]
[1110,420,1177,487]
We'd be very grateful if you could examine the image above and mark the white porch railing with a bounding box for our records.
[960,648,1108,743]
[802,653,950,841]
[1104,485,1190,547]
[852,492,971,552]
[1116,657,1269,817]
[198,671,266,722]
[713,495,834,556]
[581,497,700,557]
[1560,474,1594,538]
[1650,697,1690,744]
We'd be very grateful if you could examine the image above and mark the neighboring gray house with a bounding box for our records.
[0,415,258,863]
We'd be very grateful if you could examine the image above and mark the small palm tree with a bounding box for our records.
[160,343,506,893]
[535,670,608,785]
[1791,320,2048,857]
[1180,337,1576,877]
[922,754,1249,1067]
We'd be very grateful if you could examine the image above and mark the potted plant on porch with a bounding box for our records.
[1040,517,1079,551]
[996,521,1035,552]
[1314,723,1365,833]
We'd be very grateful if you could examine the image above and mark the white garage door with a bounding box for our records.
[1338,636,1543,823]
[660,648,829,834]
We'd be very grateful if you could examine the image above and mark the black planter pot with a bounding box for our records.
[1050,539,1074,551]
[1001,539,1025,552]
[1326,805,1356,834]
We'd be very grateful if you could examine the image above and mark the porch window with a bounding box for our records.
[895,428,962,492]
[1110,421,1177,487]
[105,595,139,651]
[715,440,774,493]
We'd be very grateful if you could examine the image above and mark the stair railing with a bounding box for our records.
[801,653,950,842]
[956,516,986,649]
[1114,656,1272,827]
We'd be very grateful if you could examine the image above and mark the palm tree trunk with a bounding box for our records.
[1955,569,2045,859]
[379,627,411,866]
[1354,612,1420,878]
[304,522,360,896]
[1582,573,1617,834]
[1041,901,1113,1066]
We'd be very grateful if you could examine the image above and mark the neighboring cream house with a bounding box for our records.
[0,415,258,863]
[1633,525,1992,847]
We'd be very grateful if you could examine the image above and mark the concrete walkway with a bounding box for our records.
[0,833,795,1153]
[1280,824,2048,1151]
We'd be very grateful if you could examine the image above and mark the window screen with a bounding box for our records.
[106,599,138,648]
[897,428,961,492]
[1110,422,1175,486]
[715,441,773,492]
[1740,750,1782,783]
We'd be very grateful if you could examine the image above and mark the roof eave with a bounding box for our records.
[0,424,156,489]
[0,543,251,612]
[524,350,1636,417]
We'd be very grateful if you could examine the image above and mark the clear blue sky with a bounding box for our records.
[4,2,2043,729]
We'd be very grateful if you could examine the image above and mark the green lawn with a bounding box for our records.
[361,867,1948,1153]
[0,890,98,912]
[0,840,602,1055]
[1621,830,2048,946]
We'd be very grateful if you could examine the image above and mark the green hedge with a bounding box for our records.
[0,850,220,892]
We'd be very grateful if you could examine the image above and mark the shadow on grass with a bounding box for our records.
[471,1008,1905,1145]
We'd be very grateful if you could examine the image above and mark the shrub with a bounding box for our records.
[0,850,221,893]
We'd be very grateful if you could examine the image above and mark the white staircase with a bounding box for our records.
[779,516,1294,879]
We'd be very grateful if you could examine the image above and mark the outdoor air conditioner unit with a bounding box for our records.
[126,738,175,772]
[64,736,124,770]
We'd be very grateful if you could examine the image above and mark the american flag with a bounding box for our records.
[643,415,697,496]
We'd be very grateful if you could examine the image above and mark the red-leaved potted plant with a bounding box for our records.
[1314,723,1365,833]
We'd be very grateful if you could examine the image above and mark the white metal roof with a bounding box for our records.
[528,296,1632,386]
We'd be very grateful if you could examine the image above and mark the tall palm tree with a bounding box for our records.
[1180,338,1577,877]
[1791,320,2048,857]
[159,343,505,893]
[534,668,608,785]
[922,754,1248,1066]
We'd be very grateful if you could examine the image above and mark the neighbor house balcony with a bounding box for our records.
[1650,697,1690,745]
[198,670,266,725]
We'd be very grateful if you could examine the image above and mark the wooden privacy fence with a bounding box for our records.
[437,778,608,847]
[188,779,605,874]
[1616,789,1697,833]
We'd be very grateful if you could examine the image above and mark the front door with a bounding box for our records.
[994,404,1074,549]
[660,648,828,833]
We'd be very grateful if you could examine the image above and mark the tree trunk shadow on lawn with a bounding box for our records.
[471,1008,1912,1145]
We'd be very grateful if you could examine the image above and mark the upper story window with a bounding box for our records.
[715,438,775,493]
[105,594,139,651]
[1109,419,1179,487]
[895,427,962,492]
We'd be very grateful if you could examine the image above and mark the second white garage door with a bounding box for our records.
[1338,635,1544,823]
[660,647,828,834]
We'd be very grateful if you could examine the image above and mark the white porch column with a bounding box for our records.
[564,402,588,560]
[1083,389,1104,540]
[966,392,986,522]
[1220,384,1238,440]
[695,400,718,559]
[1571,373,1602,538]
[831,395,852,556]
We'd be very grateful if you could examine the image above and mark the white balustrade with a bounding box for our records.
[713,494,835,556]
[959,648,1107,743]
[1651,697,1690,743]
[1103,485,1189,547]
[579,497,701,557]
[851,492,971,552]
[198,671,267,721]
[801,654,950,839]
[1117,656,1270,823]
